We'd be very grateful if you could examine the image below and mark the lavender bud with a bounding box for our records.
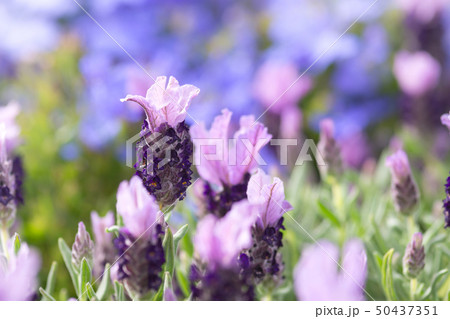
[71,222,94,270]
[442,173,450,228]
[386,150,419,215]
[403,232,425,279]
[317,118,342,177]
[135,121,193,208]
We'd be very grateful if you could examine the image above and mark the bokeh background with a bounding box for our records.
[1,0,449,298]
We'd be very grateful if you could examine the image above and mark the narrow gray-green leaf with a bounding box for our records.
[42,261,58,301]
[163,227,175,275]
[381,248,397,301]
[58,238,79,296]
[79,257,92,300]
[114,281,125,301]
[13,233,21,255]
[173,224,189,251]
[96,263,112,301]
[317,201,341,227]
[163,272,174,301]
[39,288,56,301]
[85,282,98,301]
[421,269,448,300]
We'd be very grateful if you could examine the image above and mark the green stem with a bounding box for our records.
[410,278,417,301]
[407,215,415,239]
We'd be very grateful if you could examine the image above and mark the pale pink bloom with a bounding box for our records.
[393,51,441,97]
[294,239,367,301]
[386,149,412,183]
[253,61,312,114]
[396,0,446,24]
[0,243,41,301]
[121,76,200,130]
[441,112,450,131]
[0,101,21,153]
[116,176,161,239]
[194,200,257,269]
[191,109,272,187]
[280,105,302,139]
[247,169,293,229]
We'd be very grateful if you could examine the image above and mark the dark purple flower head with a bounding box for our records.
[442,172,450,228]
[403,232,425,279]
[122,76,198,208]
[114,176,166,297]
[0,126,18,226]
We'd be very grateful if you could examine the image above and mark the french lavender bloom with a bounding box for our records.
[386,149,419,215]
[442,173,450,228]
[191,109,272,217]
[396,0,445,24]
[239,169,293,285]
[113,176,165,298]
[294,239,368,301]
[317,118,343,177]
[393,51,441,97]
[0,243,41,301]
[91,211,115,277]
[71,222,94,270]
[403,232,425,279]
[121,76,200,208]
[190,200,257,300]
[441,112,450,132]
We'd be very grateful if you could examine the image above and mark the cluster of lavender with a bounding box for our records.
[0,102,40,301]
[441,112,450,228]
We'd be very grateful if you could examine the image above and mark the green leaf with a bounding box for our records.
[164,211,172,223]
[163,227,175,275]
[58,238,79,296]
[106,226,120,237]
[85,282,98,301]
[381,248,397,301]
[39,288,56,301]
[421,269,448,300]
[152,282,164,301]
[173,224,189,251]
[96,263,112,301]
[42,261,58,301]
[317,200,341,227]
[114,281,125,301]
[163,271,173,301]
[79,257,92,301]
[13,233,21,255]
[175,267,190,298]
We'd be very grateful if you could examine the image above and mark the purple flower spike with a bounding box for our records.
[0,125,18,226]
[386,149,419,215]
[442,173,450,228]
[240,169,292,284]
[191,200,257,300]
[122,76,198,208]
[71,222,94,270]
[294,239,367,301]
[192,109,271,216]
[317,118,342,177]
[403,232,425,279]
[121,76,199,131]
[393,51,441,97]
[0,243,41,301]
[91,211,116,277]
[441,112,450,132]
[114,176,165,297]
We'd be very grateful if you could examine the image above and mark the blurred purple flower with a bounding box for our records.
[121,76,200,131]
[340,131,371,169]
[247,168,292,229]
[396,0,446,24]
[252,60,312,114]
[0,102,21,154]
[194,200,257,269]
[318,118,343,176]
[116,176,162,239]
[294,239,367,301]
[403,232,425,278]
[91,211,115,277]
[191,109,272,188]
[441,112,450,131]
[0,243,41,301]
[393,51,441,97]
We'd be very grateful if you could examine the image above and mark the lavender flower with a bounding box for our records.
[442,173,450,228]
[91,211,115,277]
[240,169,293,284]
[121,76,199,208]
[294,239,367,301]
[190,200,257,300]
[441,112,450,131]
[114,176,165,298]
[393,51,441,97]
[71,222,94,270]
[0,243,41,301]
[0,126,18,226]
[403,232,425,279]
[191,109,271,217]
[386,149,419,215]
[396,0,445,24]
[0,102,21,154]
[317,118,342,177]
